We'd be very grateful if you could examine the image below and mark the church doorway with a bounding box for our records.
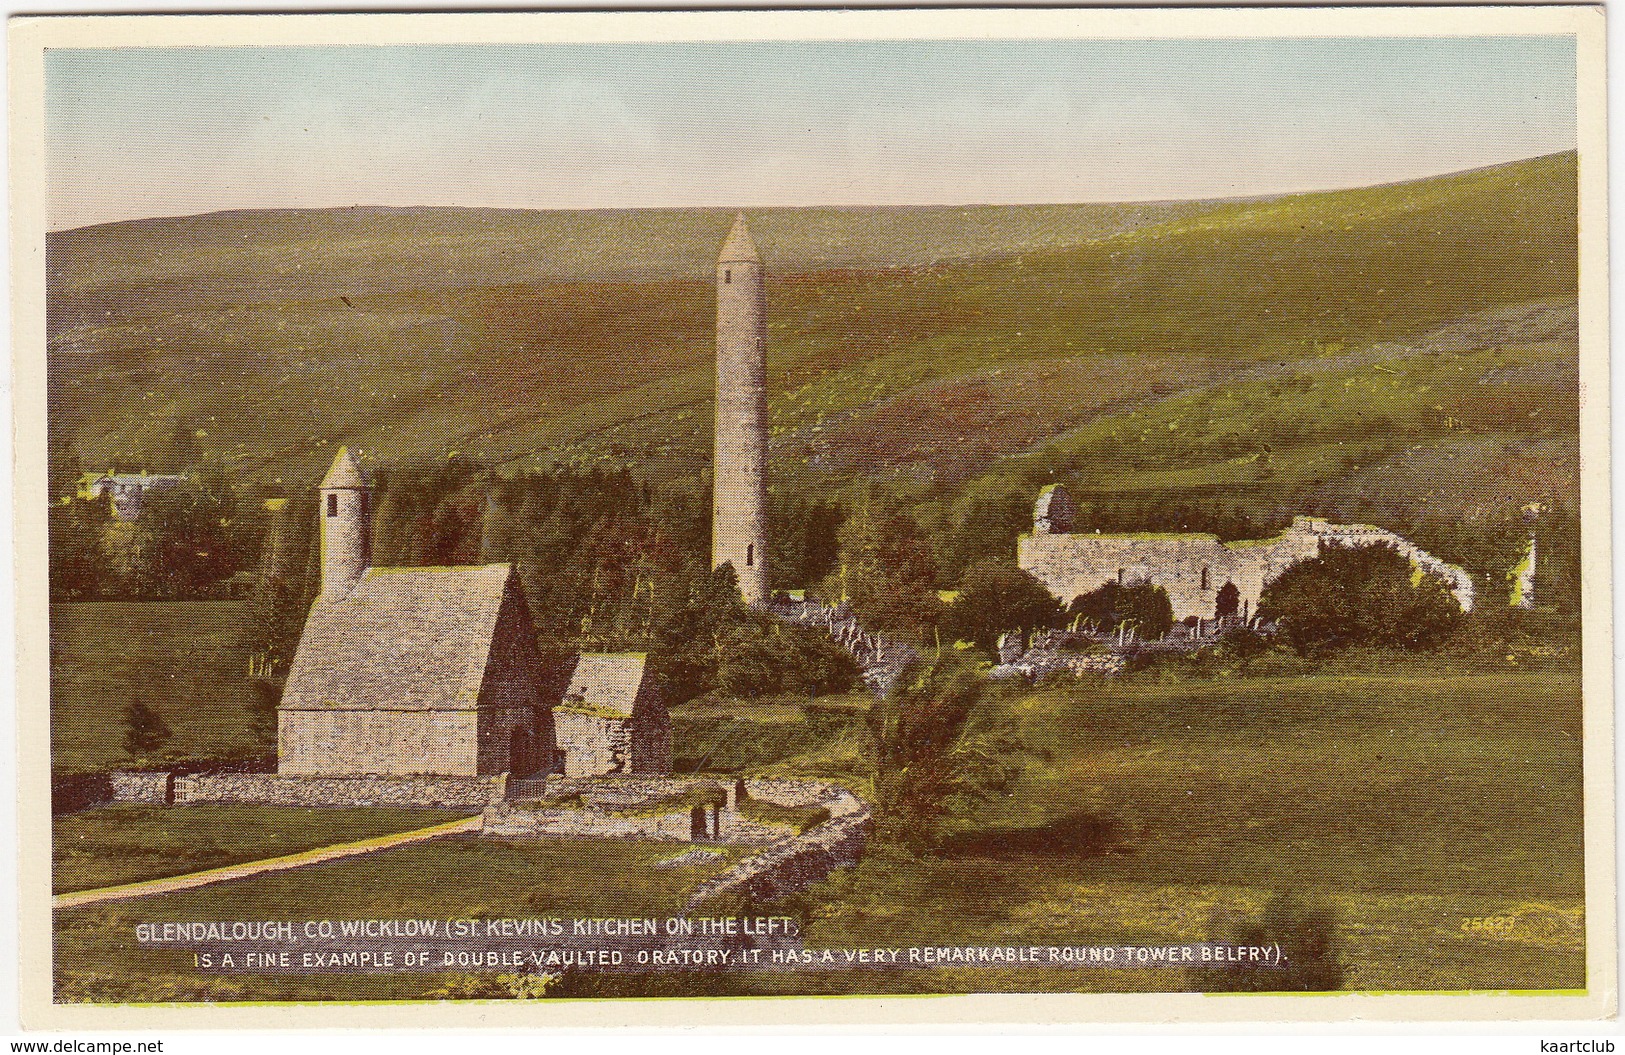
[1216,582,1241,618]
[509,727,534,776]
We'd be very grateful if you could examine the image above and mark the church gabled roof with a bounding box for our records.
[281,563,523,711]
[718,213,760,264]
[559,652,652,718]
[320,446,367,490]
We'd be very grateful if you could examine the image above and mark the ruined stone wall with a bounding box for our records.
[158,772,504,808]
[277,709,481,777]
[490,777,855,851]
[1018,515,1473,622]
[685,786,871,911]
[1019,531,1276,621]
[1302,518,1476,611]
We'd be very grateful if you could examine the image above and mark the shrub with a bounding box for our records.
[121,699,172,759]
[1257,542,1464,656]
[1067,581,1174,640]
[943,561,1063,659]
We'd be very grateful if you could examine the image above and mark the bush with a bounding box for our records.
[1067,581,1174,640]
[869,658,1025,850]
[1257,542,1464,656]
[943,560,1063,659]
[653,566,861,703]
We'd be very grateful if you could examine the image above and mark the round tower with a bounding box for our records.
[712,213,769,607]
[318,446,370,599]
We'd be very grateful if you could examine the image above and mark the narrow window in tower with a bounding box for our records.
[746,544,754,567]
[1117,568,1125,584]
[327,494,338,518]
[1201,567,1210,591]
[724,269,732,284]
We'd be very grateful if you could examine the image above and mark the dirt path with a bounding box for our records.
[53,814,483,910]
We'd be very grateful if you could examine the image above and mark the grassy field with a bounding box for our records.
[50,601,266,775]
[49,662,1586,1000]
[53,805,471,894]
[669,693,871,777]
[53,835,747,1003]
[758,667,1586,996]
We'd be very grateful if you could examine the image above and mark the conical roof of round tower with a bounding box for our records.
[319,446,367,490]
[718,213,760,263]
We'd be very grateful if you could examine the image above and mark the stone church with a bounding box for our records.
[274,216,765,780]
[277,448,674,779]
[1018,483,1475,623]
[277,448,558,777]
[554,653,671,778]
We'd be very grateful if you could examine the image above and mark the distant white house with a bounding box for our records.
[76,470,188,519]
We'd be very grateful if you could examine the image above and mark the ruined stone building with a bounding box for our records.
[553,652,671,778]
[1017,483,1475,624]
[712,214,770,607]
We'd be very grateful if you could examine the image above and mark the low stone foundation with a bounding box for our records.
[485,775,872,901]
[991,648,1128,680]
[485,775,812,845]
[686,803,871,910]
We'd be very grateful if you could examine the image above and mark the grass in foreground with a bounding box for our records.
[53,804,472,894]
[53,835,747,1003]
[51,664,1588,1000]
[763,667,1586,995]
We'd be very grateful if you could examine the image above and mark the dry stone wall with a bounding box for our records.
[160,773,505,808]
[685,781,871,910]
[110,770,173,804]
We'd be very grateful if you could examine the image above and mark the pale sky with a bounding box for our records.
[45,36,1578,230]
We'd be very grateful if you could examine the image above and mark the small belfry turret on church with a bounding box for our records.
[318,446,370,598]
[712,213,769,607]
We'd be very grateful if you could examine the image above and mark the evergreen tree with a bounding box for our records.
[831,502,943,644]
[121,698,173,759]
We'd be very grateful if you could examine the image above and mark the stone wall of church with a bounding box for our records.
[475,586,558,775]
[278,709,481,776]
[1018,515,1474,623]
[555,710,633,777]
[629,711,672,775]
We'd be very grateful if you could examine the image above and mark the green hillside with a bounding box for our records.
[47,153,1578,553]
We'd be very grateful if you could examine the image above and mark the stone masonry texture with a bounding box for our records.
[712,215,769,607]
